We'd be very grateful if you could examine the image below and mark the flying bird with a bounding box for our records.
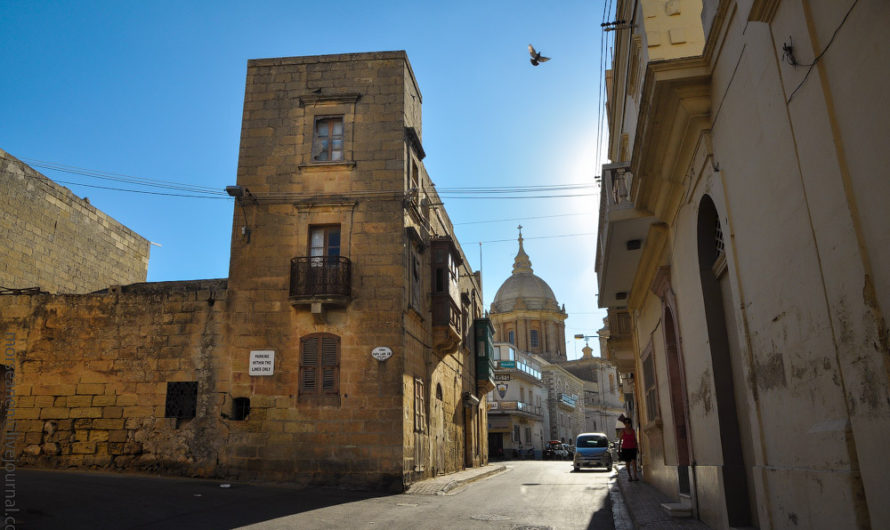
[528,44,550,66]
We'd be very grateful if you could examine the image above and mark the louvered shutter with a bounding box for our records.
[301,336,318,393]
[321,335,339,393]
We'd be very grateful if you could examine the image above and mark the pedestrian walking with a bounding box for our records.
[618,416,639,481]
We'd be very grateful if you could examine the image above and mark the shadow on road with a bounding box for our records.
[586,492,615,529]
[16,468,393,529]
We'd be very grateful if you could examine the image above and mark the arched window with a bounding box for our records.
[300,333,340,396]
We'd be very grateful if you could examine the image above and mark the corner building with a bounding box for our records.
[227,51,494,488]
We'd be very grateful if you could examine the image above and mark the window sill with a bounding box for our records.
[298,161,356,172]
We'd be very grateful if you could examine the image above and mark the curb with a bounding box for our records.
[439,465,507,494]
[615,469,638,528]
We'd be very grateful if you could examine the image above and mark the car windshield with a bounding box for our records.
[577,435,608,448]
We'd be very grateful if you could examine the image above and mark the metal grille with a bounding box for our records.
[165,381,197,419]
[714,218,725,256]
[290,256,351,298]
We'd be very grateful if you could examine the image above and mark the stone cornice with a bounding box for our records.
[298,93,362,107]
[632,56,711,224]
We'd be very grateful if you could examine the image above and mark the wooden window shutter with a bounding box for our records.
[301,335,319,393]
[321,335,339,393]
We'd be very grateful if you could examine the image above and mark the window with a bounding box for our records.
[530,329,539,348]
[312,116,344,161]
[508,330,515,345]
[642,345,659,422]
[513,425,521,443]
[309,225,340,266]
[410,159,419,190]
[165,381,198,419]
[410,249,422,309]
[300,333,340,396]
[231,397,250,421]
[414,378,426,432]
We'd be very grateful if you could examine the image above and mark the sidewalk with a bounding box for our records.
[614,465,711,529]
[404,464,508,495]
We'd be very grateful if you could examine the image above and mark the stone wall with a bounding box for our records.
[2,280,226,476]
[0,149,150,293]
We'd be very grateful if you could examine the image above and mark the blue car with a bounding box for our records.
[573,432,613,472]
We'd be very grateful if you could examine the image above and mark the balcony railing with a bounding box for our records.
[558,393,578,409]
[289,256,351,303]
[488,400,543,417]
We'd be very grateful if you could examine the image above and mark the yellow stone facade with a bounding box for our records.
[1,51,494,490]
[0,149,149,294]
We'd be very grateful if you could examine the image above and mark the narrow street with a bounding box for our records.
[17,461,616,529]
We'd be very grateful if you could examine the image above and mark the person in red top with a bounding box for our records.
[618,416,639,481]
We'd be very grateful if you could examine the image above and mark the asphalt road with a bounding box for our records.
[14,461,615,529]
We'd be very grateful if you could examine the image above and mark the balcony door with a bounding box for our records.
[310,225,340,265]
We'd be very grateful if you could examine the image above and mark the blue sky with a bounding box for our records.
[0,0,612,359]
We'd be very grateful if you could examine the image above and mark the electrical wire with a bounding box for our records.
[454,212,590,225]
[786,0,859,104]
[24,158,227,195]
[27,157,599,200]
[469,231,596,245]
[50,179,230,199]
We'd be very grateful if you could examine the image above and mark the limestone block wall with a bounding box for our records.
[0,149,150,293]
[1,280,226,476]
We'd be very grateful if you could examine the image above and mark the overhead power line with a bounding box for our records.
[53,179,230,199]
[24,157,601,201]
[454,212,590,225]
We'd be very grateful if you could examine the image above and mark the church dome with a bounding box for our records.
[491,230,561,313]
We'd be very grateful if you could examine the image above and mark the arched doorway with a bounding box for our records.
[664,306,691,494]
[697,195,755,526]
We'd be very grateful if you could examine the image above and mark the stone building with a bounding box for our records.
[0,149,150,293]
[597,1,890,528]
[540,361,585,444]
[0,51,496,490]
[561,343,624,437]
[486,342,546,457]
[489,229,567,363]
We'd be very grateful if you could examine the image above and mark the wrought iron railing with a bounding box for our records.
[289,256,351,299]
